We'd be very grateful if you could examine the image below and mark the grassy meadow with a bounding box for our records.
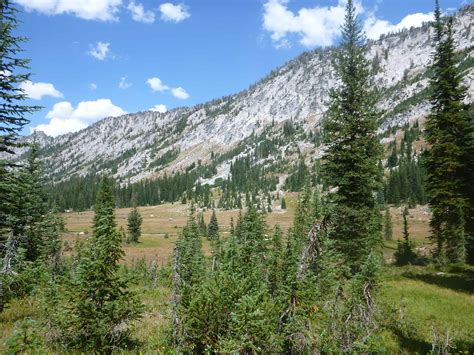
[1,195,473,352]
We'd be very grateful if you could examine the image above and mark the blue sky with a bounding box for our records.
[12,0,468,136]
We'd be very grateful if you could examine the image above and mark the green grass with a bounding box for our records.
[380,265,474,352]
[1,263,473,352]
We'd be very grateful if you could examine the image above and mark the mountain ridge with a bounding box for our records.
[13,5,474,189]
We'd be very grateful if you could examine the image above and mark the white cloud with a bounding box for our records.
[150,104,168,113]
[0,70,12,77]
[33,99,126,137]
[262,0,363,48]
[146,77,169,92]
[159,3,190,23]
[364,12,434,40]
[88,41,111,60]
[90,83,98,90]
[171,87,189,100]
[127,1,155,23]
[119,76,132,89]
[19,81,63,100]
[14,0,122,22]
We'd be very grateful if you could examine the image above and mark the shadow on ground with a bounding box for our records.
[403,267,474,294]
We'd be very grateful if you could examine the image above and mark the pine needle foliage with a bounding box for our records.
[207,209,219,241]
[322,0,383,272]
[45,177,143,352]
[395,207,417,265]
[127,206,142,243]
[424,0,473,263]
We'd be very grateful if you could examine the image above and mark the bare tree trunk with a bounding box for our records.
[280,215,331,326]
[171,245,182,347]
[296,215,331,281]
[0,232,19,313]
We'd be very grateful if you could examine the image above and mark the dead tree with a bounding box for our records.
[0,231,19,313]
[296,214,331,281]
[280,215,331,326]
[171,244,182,347]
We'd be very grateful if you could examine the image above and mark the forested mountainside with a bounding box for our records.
[14,5,474,210]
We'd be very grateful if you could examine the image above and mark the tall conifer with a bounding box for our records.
[207,209,219,241]
[127,206,142,243]
[424,0,471,263]
[322,0,383,271]
[47,177,143,351]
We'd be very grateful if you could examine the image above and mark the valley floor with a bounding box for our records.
[61,193,431,264]
[1,197,473,352]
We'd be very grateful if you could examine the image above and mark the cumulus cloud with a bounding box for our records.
[88,41,111,60]
[146,77,169,92]
[364,12,434,40]
[127,1,155,23]
[146,77,189,99]
[19,81,63,100]
[262,0,363,48]
[14,0,122,22]
[159,3,190,23]
[33,99,126,137]
[119,76,132,89]
[150,104,168,113]
[263,0,433,48]
[171,87,189,100]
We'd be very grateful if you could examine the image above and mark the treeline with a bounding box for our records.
[383,123,427,206]
[47,165,213,211]
[217,156,278,210]
[48,124,298,211]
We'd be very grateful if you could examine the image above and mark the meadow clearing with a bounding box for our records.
[1,197,472,352]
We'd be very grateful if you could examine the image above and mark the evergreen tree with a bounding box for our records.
[424,1,471,263]
[0,0,40,161]
[198,212,207,237]
[0,0,40,256]
[173,206,205,349]
[322,0,383,271]
[207,209,219,241]
[127,206,142,243]
[281,196,287,210]
[19,139,50,261]
[384,207,393,241]
[268,225,283,297]
[46,177,143,351]
[395,207,417,265]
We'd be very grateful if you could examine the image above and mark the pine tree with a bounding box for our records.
[395,207,417,265]
[322,0,383,271]
[1,138,58,312]
[198,212,207,237]
[19,138,49,261]
[268,225,283,297]
[127,206,143,243]
[384,207,393,241]
[173,206,205,349]
[0,0,40,161]
[0,0,40,263]
[47,177,143,351]
[424,1,471,263]
[281,197,287,210]
[0,0,40,252]
[207,209,219,241]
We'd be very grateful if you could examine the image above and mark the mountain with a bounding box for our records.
[12,6,474,193]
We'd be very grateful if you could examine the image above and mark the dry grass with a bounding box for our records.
[62,197,432,264]
[62,193,301,263]
[389,206,431,241]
